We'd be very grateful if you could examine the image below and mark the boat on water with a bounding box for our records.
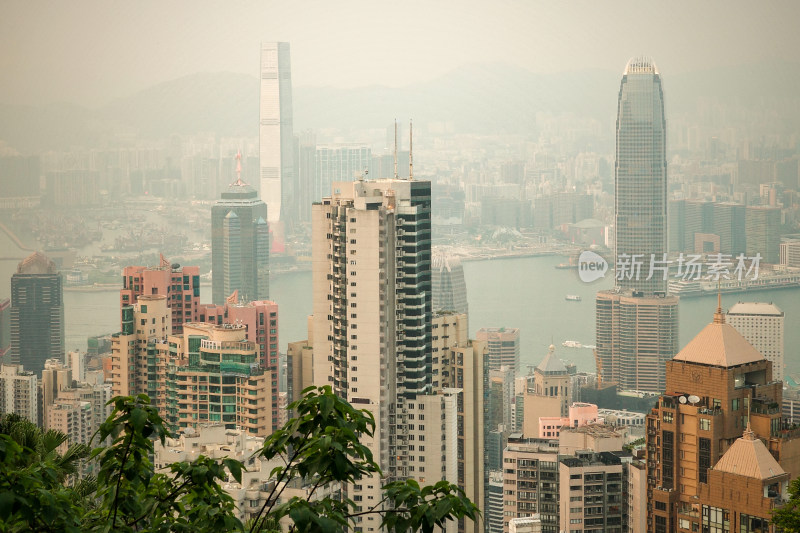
[565,294,581,301]
[562,340,596,349]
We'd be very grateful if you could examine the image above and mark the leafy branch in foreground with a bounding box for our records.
[0,386,478,532]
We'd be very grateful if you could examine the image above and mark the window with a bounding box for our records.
[699,418,710,431]
[732,398,740,411]
[663,411,674,423]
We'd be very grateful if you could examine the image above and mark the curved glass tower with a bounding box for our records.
[614,56,667,295]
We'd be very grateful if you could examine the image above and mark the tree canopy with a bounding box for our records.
[0,386,479,532]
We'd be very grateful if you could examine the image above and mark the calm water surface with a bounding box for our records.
[2,230,798,377]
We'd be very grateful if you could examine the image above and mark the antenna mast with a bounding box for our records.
[409,119,413,180]
[393,119,398,179]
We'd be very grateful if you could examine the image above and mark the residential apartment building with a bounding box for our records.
[727,301,785,382]
[120,256,200,333]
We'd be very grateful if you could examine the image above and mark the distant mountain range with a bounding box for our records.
[1,61,798,153]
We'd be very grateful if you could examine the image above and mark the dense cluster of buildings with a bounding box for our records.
[2,46,800,533]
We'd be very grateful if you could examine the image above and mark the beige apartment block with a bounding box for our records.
[727,301,785,382]
[0,364,37,422]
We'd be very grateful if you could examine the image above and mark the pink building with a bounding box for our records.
[199,295,280,430]
[537,402,599,439]
[120,255,200,334]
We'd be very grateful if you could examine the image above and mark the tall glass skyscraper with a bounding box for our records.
[9,252,64,376]
[211,173,269,305]
[595,58,678,394]
[259,42,294,226]
[614,57,667,295]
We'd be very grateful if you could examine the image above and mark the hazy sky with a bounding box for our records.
[2,1,799,106]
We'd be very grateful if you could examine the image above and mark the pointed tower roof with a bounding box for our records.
[672,298,764,368]
[17,251,57,274]
[536,344,567,375]
[712,426,786,480]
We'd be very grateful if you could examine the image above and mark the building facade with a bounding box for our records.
[9,252,64,376]
[211,177,270,304]
[259,41,294,225]
[727,301,785,382]
[595,291,679,393]
[120,256,200,334]
[0,364,37,422]
[476,327,520,373]
[614,57,667,295]
[432,251,469,319]
[645,303,800,533]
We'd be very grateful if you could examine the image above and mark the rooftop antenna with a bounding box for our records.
[409,119,413,181]
[233,150,245,186]
[393,119,398,179]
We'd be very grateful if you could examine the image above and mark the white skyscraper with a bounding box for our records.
[259,42,294,226]
[727,302,785,382]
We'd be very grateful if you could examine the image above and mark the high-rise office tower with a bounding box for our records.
[595,291,679,392]
[746,206,781,263]
[432,251,469,318]
[646,303,795,533]
[295,131,317,224]
[727,302,785,382]
[315,144,372,201]
[120,255,200,334]
[211,155,269,305]
[476,327,520,373]
[595,58,678,393]
[613,57,667,295]
[9,252,64,376]
[259,42,294,226]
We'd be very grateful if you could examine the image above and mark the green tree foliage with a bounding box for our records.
[773,477,800,532]
[0,386,479,532]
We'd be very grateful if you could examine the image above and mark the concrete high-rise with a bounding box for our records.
[595,58,678,394]
[613,57,667,295]
[211,160,269,305]
[727,301,785,382]
[477,327,520,373]
[0,364,37,422]
[9,252,64,376]
[595,292,679,392]
[121,255,200,334]
[432,250,469,318]
[306,178,483,532]
[259,42,294,226]
[746,206,781,263]
[199,298,280,431]
[309,178,433,525]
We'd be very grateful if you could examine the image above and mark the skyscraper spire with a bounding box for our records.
[234,150,245,186]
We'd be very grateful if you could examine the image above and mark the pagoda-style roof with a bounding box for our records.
[672,300,764,368]
[713,427,785,480]
[536,345,567,374]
